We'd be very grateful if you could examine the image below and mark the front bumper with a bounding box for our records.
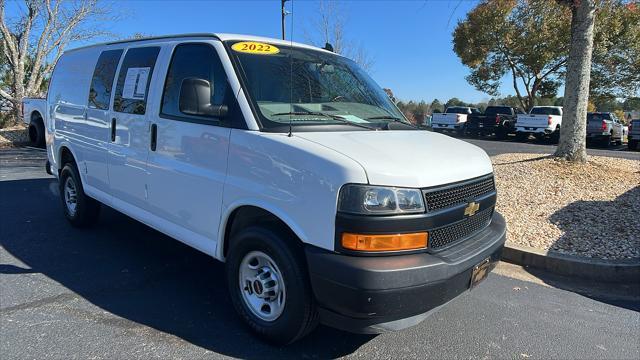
[432,123,464,130]
[305,212,507,333]
[515,126,555,134]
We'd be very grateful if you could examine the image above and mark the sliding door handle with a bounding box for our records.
[110,118,116,142]
[150,123,157,151]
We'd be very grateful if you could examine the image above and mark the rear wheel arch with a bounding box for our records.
[30,111,43,125]
[28,111,45,146]
[58,146,77,175]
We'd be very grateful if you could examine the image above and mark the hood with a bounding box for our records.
[295,130,493,188]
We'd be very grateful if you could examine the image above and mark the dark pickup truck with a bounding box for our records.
[465,106,522,139]
[629,119,639,150]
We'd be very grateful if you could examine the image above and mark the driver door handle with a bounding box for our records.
[110,118,116,142]
[150,123,157,151]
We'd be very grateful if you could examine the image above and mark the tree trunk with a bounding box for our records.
[554,0,596,163]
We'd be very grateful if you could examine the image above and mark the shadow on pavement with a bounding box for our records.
[523,186,640,312]
[0,178,373,358]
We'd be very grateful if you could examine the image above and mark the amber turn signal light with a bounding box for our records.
[341,232,428,252]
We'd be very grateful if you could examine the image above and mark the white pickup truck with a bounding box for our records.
[431,106,480,135]
[21,97,48,146]
[515,106,563,142]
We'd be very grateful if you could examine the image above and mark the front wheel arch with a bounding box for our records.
[221,205,304,260]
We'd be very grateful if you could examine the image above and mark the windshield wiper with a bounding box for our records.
[271,111,376,130]
[366,115,418,129]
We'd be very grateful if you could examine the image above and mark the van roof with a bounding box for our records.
[65,33,332,54]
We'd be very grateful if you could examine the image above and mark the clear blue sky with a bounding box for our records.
[12,0,514,104]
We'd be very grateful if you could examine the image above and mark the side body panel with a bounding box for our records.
[144,40,233,255]
[106,46,162,210]
[220,130,368,257]
[47,48,103,190]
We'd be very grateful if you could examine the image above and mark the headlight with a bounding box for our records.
[338,184,425,215]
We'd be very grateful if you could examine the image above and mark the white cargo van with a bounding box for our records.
[43,34,506,344]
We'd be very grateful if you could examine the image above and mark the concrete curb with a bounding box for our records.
[501,244,640,283]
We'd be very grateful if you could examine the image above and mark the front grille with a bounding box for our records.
[429,207,494,250]
[423,175,495,212]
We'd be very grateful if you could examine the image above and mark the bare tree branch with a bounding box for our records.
[0,0,117,123]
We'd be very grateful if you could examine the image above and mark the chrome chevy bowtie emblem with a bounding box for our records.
[464,202,480,217]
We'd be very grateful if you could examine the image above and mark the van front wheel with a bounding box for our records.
[225,226,318,345]
[59,164,101,227]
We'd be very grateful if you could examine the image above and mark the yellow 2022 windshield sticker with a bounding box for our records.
[231,42,280,55]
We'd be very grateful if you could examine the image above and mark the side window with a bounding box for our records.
[88,49,123,110]
[161,43,228,120]
[113,47,160,115]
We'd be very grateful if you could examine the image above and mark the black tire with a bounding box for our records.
[28,118,45,147]
[466,130,479,138]
[629,139,638,151]
[225,225,318,345]
[515,132,528,142]
[601,135,612,148]
[550,129,560,144]
[59,163,101,227]
[495,128,508,141]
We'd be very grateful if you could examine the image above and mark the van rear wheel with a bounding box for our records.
[225,225,318,345]
[59,163,101,227]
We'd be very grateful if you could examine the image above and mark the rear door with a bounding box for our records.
[145,41,233,252]
[107,46,161,210]
[85,49,123,195]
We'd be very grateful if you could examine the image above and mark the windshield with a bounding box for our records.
[530,107,561,116]
[227,41,407,131]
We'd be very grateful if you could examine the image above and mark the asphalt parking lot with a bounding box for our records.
[462,136,639,159]
[1,145,639,359]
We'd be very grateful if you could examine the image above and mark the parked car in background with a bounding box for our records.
[431,106,480,135]
[626,119,639,150]
[41,33,506,344]
[515,106,563,142]
[22,97,48,146]
[586,112,624,147]
[465,106,521,140]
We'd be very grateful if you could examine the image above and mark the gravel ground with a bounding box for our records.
[492,153,640,260]
[0,125,28,147]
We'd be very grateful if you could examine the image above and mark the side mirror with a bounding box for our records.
[179,77,227,118]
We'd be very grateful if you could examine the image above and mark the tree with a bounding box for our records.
[453,0,639,111]
[445,97,466,109]
[623,97,640,110]
[430,99,443,113]
[383,88,397,104]
[305,0,373,70]
[554,0,597,162]
[0,0,114,123]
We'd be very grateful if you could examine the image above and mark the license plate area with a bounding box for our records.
[470,257,491,288]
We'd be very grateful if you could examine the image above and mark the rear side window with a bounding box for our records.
[161,43,228,120]
[88,49,123,110]
[530,107,561,116]
[485,107,512,116]
[446,107,469,114]
[114,47,160,115]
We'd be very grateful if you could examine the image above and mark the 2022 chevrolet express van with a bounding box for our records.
[43,33,506,344]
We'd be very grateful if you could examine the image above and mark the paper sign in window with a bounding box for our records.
[122,67,151,100]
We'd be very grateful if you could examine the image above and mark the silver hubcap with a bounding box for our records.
[64,177,78,216]
[239,251,286,322]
